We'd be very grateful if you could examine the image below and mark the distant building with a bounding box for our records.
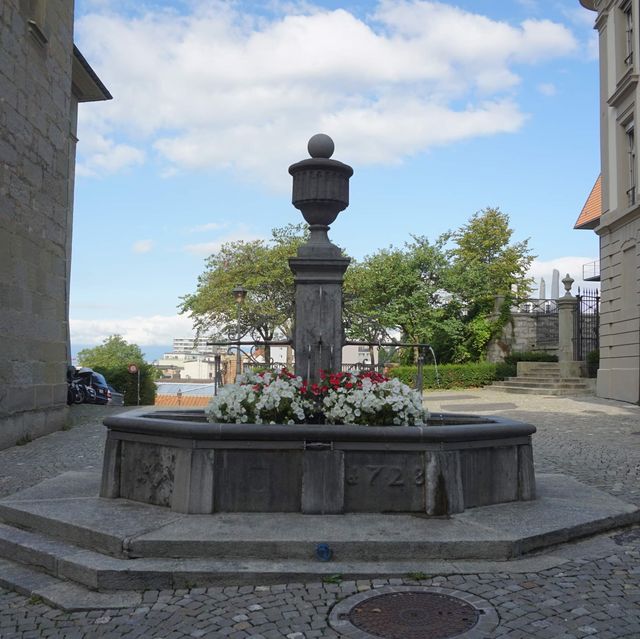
[579,0,640,403]
[0,1,111,449]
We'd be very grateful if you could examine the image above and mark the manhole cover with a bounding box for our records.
[349,591,477,639]
[329,586,499,639]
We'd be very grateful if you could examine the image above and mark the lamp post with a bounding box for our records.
[232,285,247,381]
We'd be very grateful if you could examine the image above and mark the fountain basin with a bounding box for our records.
[101,410,536,516]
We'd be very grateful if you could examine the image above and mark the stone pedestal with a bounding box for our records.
[289,255,350,379]
[557,295,577,362]
[288,134,353,383]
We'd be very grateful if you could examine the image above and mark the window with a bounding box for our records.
[25,0,48,45]
[625,121,636,206]
[623,1,634,66]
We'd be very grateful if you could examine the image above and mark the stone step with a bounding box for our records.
[0,557,141,611]
[0,473,637,596]
[490,383,593,396]
[499,379,592,389]
[0,532,570,608]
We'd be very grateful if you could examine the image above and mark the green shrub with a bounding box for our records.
[586,350,599,378]
[503,351,558,365]
[387,362,500,389]
[494,361,516,380]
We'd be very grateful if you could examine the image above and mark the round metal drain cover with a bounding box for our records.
[349,591,477,638]
[329,586,498,639]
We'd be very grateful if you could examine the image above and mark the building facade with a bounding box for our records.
[0,1,110,449]
[581,0,640,402]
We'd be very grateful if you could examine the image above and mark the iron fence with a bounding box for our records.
[574,289,600,361]
[513,298,559,347]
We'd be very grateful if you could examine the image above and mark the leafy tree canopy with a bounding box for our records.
[179,224,308,359]
[442,207,535,361]
[77,335,157,405]
[77,335,145,370]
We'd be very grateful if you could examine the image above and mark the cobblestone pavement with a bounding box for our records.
[0,393,639,638]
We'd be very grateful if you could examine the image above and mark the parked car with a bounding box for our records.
[107,384,125,406]
[74,368,110,405]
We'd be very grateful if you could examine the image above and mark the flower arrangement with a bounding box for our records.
[205,368,428,426]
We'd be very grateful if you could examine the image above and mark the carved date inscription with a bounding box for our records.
[346,465,424,487]
[343,453,425,511]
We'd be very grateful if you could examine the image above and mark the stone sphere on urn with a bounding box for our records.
[307,133,335,159]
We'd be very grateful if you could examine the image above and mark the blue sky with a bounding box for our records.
[70,0,600,360]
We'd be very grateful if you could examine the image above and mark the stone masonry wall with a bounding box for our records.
[0,1,75,449]
[486,313,559,363]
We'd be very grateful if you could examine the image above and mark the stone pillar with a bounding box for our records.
[557,274,581,377]
[288,135,353,383]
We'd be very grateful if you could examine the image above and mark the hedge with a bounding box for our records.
[387,362,502,389]
[386,351,559,389]
[503,351,558,365]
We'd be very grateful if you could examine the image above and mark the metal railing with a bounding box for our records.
[573,289,600,361]
[206,339,437,391]
[582,260,600,282]
[513,299,558,314]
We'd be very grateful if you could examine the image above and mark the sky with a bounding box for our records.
[70,0,601,361]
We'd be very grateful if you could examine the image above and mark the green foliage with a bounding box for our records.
[345,235,450,361]
[442,207,535,361]
[406,571,429,581]
[182,208,534,367]
[495,351,558,379]
[586,349,599,378]
[387,362,500,389]
[179,224,307,360]
[77,335,157,406]
[494,361,517,380]
[503,351,558,364]
[492,351,559,379]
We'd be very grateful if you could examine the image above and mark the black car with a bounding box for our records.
[74,368,110,405]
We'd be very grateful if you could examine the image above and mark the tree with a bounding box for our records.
[345,236,451,362]
[443,207,535,361]
[179,224,307,363]
[76,335,157,405]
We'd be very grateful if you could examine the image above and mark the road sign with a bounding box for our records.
[127,364,138,374]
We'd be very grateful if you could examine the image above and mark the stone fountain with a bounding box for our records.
[100,135,536,517]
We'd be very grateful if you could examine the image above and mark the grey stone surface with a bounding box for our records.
[1,390,640,637]
[426,449,465,516]
[1,472,636,570]
[0,1,108,451]
[301,450,344,514]
[101,410,536,514]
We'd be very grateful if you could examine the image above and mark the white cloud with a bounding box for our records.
[184,225,262,256]
[70,314,195,346]
[562,5,598,61]
[528,256,600,297]
[76,110,145,176]
[537,82,557,96]
[132,239,154,253]
[75,1,577,187]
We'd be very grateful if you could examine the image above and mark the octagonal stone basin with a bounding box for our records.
[100,410,536,517]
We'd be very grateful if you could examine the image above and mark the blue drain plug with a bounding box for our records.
[315,543,333,562]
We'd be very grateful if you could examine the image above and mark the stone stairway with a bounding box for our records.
[492,362,595,396]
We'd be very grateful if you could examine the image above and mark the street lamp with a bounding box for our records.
[232,285,247,381]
